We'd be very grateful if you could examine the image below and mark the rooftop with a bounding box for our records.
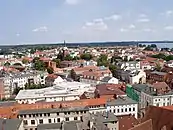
[107,96,137,106]
[0,118,22,130]
[19,106,89,115]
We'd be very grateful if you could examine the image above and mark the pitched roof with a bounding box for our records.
[117,115,139,130]
[129,119,153,130]
[0,118,22,130]
[96,84,125,96]
[141,106,173,130]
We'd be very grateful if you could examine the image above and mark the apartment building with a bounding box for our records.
[117,61,140,70]
[106,96,138,118]
[126,83,173,109]
[18,107,89,130]
[1,71,48,98]
[115,69,146,84]
[80,66,112,86]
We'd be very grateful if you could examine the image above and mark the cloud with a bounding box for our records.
[65,0,80,5]
[120,28,128,32]
[142,28,155,32]
[139,14,147,18]
[164,26,173,30]
[32,26,48,32]
[82,18,108,31]
[104,14,122,21]
[137,18,150,23]
[129,24,136,29]
[16,33,20,37]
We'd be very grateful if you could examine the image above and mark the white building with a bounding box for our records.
[117,61,140,70]
[100,76,119,84]
[116,69,146,84]
[18,107,89,130]
[166,60,173,68]
[15,81,94,104]
[106,96,138,118]
[141,88,173,108]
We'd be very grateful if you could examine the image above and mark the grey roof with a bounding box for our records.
[0,101,16,107]
[132,84,149,92]
[0,118,22,130]
[38,123,61,130]
[101,76,113,82]
[150,71,167,76]
[19,106,89,115]
[64,121,80,130]
[38,121,80,130]
[107,96,137,106]
[91,112,118,123]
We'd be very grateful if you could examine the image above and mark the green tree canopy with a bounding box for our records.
[64,54,73,61]
[52,58,61,68]
[34,60,46,71]
[47,67,54,74]
[80,53,93,61]
[97,54,109,67]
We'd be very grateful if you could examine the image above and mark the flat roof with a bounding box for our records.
[107,96,137,106]
[19,106,89,115]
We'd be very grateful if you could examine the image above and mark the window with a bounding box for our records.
[113,109,116,113]
[24,115,26,118]
[125,108,127,112]
[76,111,79,114]
[57,112,59,116]
[39,119,43,124]
[65,117,69,121]
[54,119,56,123]
[163,103,165,106]
[133,108,135,111]
[40,114,42,117]
[31,120,35,125]
[117,109,119,113]
[48,119,51,123]
[64,112,67,115]
[74,117,78,120]
[23,120,28,125]
[44,113,47,116]
[121,109,124,112]
[57,118,60,122]
[129,108,131,112]
[47,113,50,117]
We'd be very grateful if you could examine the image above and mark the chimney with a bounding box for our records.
[60,121,65,130]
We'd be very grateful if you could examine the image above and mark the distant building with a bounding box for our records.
[100,76,119,84]
[80,66,112,86]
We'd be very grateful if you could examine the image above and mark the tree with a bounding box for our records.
[34,60,46,71]
[4,61,10,66]
[22,59,29,64]
[47,67,54,74]
[109,64,116,77]
[53,59,61,68]
[97,54,109,67]
[80,53,93,61]
[111,56,122,63]
[64,54,73,61]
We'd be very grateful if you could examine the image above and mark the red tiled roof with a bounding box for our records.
[117,115,139,130]
[95,84,125,96]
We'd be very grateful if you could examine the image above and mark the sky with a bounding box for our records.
[1,0,173,45]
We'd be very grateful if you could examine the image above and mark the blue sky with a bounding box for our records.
[1,0,173,45]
